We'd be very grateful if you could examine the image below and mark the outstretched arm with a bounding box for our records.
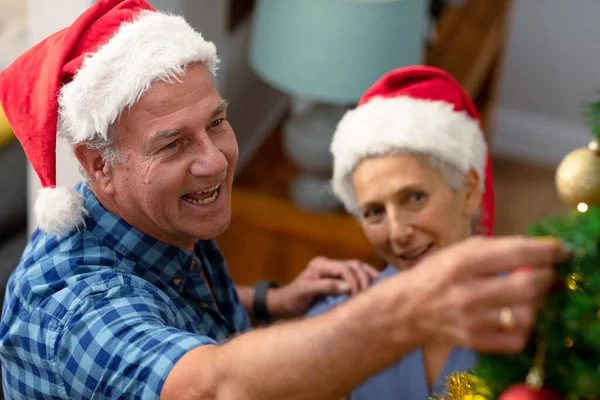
[163,278,416,400]
[162,237,565,400]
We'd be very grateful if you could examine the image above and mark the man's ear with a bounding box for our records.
[462,168,482,218]
[73,143,114,195]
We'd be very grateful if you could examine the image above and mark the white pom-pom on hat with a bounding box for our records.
[34,187,88,239]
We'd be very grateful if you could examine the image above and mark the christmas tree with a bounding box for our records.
[436,94,600,400]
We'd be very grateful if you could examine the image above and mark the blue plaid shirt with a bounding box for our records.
[0,181,251,399]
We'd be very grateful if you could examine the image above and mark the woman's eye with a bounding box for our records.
[408,191,427,203]
[363,207,384,220]
[210,118,225,128]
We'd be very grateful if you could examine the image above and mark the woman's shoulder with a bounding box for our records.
[374,264,400,282]
[306,264,399,318]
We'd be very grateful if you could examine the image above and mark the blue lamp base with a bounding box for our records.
[288,175,342,212]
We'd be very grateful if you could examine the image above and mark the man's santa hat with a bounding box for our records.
[331,65,495,235]
[0,0,219,238]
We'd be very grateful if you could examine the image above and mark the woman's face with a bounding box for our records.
[352,153,481,270]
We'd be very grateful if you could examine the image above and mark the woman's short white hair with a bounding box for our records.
[341,150,463,213]
[343,149,484,233]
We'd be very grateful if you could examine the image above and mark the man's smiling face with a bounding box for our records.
[105,63,238,249]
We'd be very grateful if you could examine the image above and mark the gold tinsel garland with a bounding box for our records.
[431,372,492,400]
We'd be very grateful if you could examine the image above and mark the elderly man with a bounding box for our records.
[0,1,566,399]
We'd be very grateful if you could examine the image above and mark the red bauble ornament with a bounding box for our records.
[498,383,561,400]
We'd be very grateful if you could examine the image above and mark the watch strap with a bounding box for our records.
[253,280,279,325]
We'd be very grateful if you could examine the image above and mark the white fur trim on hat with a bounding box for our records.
[34,186,88,239]
[57,10,219,144]
[330,96,487,213]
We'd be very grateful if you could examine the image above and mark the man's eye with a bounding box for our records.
[210,118,225,128]
[165,139,179,149]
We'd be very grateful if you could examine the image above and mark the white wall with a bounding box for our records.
[23,0,287,233]
[492,0,600,166]
[0,0,27,70]
[26,0,97,233]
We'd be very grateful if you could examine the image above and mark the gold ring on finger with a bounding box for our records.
[499,306,517,331]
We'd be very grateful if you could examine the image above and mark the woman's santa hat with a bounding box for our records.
[0,0,219,238]
[331,65,495,235]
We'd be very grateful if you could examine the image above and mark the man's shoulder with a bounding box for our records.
[16,224,116,276]
[6,228,130,318]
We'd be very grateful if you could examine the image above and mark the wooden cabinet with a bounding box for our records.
[216,0,513,286]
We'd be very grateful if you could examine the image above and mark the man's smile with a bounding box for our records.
[181,183,221,205]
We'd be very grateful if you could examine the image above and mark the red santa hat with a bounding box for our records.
[0,0,219,238]
[331,65,495,235]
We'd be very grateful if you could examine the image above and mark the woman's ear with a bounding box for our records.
[73,143,115,195]
[462,168,482,218]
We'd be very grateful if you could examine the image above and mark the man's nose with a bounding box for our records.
[189,135,228,176]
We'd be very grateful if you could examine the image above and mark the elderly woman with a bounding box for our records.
[308,65,496,399]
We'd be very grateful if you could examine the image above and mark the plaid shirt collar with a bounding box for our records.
[80,181,197,288]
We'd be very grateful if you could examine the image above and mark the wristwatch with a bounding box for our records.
[252,280,280,325]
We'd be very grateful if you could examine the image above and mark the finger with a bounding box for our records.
[432,321,531,354]
[459,305,538,333]
[362,263,381,280]
[311,260,351,279]
[312,262,362,294]
[306,256,338,278]
[450,235,568,277]
[454,267,555,309]
[350,261,371,292]
[343,264,363,295]
[421,322,528,354]
[304,278,353,297]
[465,330,531,354]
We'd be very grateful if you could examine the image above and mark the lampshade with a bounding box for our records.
[249,0,430,105]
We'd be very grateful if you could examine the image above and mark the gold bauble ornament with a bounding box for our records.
[555,139,600,207]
